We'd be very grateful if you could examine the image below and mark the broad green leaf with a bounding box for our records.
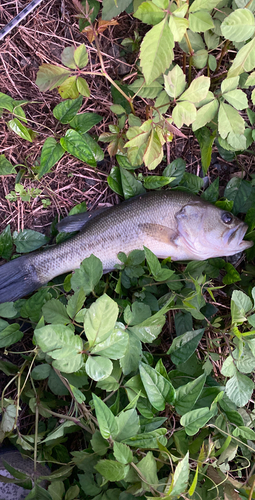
[223,89,248,110]
[246,71,255,86]
[8,118,33,142]
[222,262,241,285]
[90,324,129,359]
[192,100,218,131]
[76,77,90,97]
[120,167,145,199]
[179,30,205,53]
[122,428,167,448]
[36,64,70,91]
[107,166,123,196]
[228,38,255,77]
[128,78,163,98]
[143,175,174,189]
[42,299,70,325]
[0,155,16,175]
[143,129,163,170]
[172,101,197,128]
[179,76,210,103]
[13,229,48,253]
[60,129,97,167]
[169,15,189,42]
[61,46,76,68]
[82,133,104,162]
[175,374,206,415]
[218,102,245,139]
[204,30,220,50]
[180,405,217,435]
[0,92,14,112]
[202,177,219,202]
[139,362,175,410]
[34,325,84,373]
[0,324,23,348]
[134,1,165,25]
[168,329,205,364]
[226,373,254,406]
[221,9,255,42]
[192,49,208,69]
[0,225,13,260]
[166,452,189,497]
[163,158,186,186]
[136,451,158,492]
[92,393,118,438]
[189,11,214,33]
[84,294,118,347]
[70,112,103,133]
[113,408,140,441]
[95,459,128,481]
[58,76,79,99]
[164,64,186,99]
[129,313,166,342]
[231,290,252,324]
[67,289,86,319]
[195,127,216,173]
[189,0,221,12]
[53,95,83,124]
[120,332,142,375]
[233,426,255,440]
[31,364,51,380]
[74,44,88,68]
[102,0,132,19]
[38,137,64,178]
[221,76,239,93]
[85,355,113,381]
[113,442,133,464]
[140,18,174,85]
[124,302,151,326]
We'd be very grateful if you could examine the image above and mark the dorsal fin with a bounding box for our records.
[57,207,112,233]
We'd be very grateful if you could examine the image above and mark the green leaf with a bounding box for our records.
[189,0,221,12]
[67,289,86,319]
[136,451,158,492]
[85,355,113,381]
[31,364,51,380]
[233,425,255,440]
[38,137,64,178]
[102,0,132,20]
[60,129,97,166]
[218,102,245,140]
[231,290,252,324]
[134,2,164,25]
[169,15,189,42]
[0,225,13,260]
[140,18,174,85]
[113,442,133,464]
[172,101,197,128]
[180,405,217,435]
[175,374,206,415]
[70,112,103,133]
[221,76,239,93]
[53,95,83,124]
[139,362,175,411]
[192,49,208,69]
[179,30,205,53]
[120,167,146,199]
[128,78,163,98]
[13,229,48,253]
[42,299,70,325]
[192,99,219,131]
[122,428,167,448]
[163,158,186,186]
[124,303,151,326]
[92,393,118,438]
[76,77,90,97]
[82,133,104,162]
[164,64,186,99]
[8,118,33,142]
[113,408,140,441]
[0,155,16,175]
[168,329,205,364]
[222,262,241,285]
[179,76,210,103]
[34,325,84,373]
[0,324,23,348]
[228,38,255,77]
[202,177,219,202]
[194,126,216,173]
[84,294,119,347]
[221,9,255,42]
[61,46,76,68]
[225,373,254,407]
[36,63,70,91]
[120,332,142,375]
[129,313,166,342]
[223,89,248,110]
[189,11,214,33]
[0,92,14,112]
[91,324,129,359]
[107,166,123,196]
[74,44,88,68]
[166,452,189,497]
[143,175,174,189]
[58,76,79,99]
[95,459,128,481]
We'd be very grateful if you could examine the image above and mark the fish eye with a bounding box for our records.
[221,212,233,224]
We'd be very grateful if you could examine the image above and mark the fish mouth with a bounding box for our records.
[227,223,253,250]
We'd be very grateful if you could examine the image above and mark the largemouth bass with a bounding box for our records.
[0,190,252,303]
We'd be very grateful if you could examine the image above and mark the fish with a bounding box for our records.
[0,190,252,303]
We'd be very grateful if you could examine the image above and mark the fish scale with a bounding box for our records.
[0,0,45,41]
[0,190,252,303]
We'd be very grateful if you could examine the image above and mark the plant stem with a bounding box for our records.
[216,40,230,71]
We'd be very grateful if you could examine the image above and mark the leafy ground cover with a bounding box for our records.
[1,0,255,498]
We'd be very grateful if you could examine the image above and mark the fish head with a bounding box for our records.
[174,201,253,259]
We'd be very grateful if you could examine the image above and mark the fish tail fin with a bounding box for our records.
[0,255,42,303]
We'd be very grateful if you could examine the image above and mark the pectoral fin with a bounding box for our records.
[138,223,178,246]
